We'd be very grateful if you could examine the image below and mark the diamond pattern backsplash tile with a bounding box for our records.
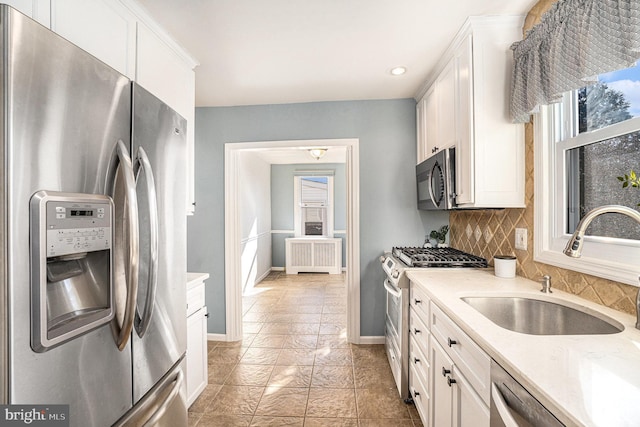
[449,119,637,316]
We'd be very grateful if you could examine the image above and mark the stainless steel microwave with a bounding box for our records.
[416,147,456,210]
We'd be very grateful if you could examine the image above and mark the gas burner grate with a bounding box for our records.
[392,246,488,268]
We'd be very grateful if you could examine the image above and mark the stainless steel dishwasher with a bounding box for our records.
[490,360,564,426]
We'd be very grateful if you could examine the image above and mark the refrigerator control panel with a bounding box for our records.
[45,199,112,257]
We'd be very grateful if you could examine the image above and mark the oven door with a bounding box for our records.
[384,278,409,399]
[384,279,402,339]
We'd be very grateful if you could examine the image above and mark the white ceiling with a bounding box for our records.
[136,0,536,108]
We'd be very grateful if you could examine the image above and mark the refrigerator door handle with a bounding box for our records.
[142,369,184,427]
[106,140,140,351]
[133,146,159,338]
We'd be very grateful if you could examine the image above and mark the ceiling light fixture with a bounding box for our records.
[308,148,327,160]
[390,66,407,76]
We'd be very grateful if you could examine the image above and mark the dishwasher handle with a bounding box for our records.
[489,360,564,427]
[491,383,520,427]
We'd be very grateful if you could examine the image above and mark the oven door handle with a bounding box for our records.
[384,279,402,298]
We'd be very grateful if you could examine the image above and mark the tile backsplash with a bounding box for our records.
[449,0,638,317]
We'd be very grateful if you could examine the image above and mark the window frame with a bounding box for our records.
[293,175,334,238]
[534,94,640,287]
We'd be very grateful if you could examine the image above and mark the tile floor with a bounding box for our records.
[188,271,423,427]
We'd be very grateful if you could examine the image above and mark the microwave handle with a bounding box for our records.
[427,166,437,206]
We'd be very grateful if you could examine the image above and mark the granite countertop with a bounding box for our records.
[187,272,210,289]
[406,268,640,427]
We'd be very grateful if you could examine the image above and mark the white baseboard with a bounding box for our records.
[255,269,271,283]
[271,267,285,271]
[207,333,227,342]
[358,336,385,345]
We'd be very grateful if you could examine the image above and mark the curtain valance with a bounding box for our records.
[510,0,640,123]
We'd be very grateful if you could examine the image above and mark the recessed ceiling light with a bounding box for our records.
[390,66,407,76]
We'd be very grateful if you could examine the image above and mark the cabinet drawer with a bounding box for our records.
[409,361,430,424]
[409,282,430,324]
[430,302,490,405]
[186,282,205,317]
[409,307,429,359]
[409,335,429,389]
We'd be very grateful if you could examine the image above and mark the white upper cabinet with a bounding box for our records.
[136,21,194,119]
[3,0,50,26]
[424,87,438,160]
[455,34,474,206]
[40,0,199,215]
[457,17,525,209]
[416,96,427,163]
[135,21,197,214]
[415,16,525,209]
[50,0,136,78]
[416,65,452,164]
[435,59,456,154]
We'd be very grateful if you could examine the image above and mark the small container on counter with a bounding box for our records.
[494,255,516,278]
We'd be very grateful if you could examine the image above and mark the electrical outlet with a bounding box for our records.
[515,228,527,250]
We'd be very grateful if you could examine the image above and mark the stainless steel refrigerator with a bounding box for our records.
[0,5,188,426]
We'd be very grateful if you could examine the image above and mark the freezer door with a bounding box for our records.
[131,83,187,404]
[114,358,187,427]
[3,5,133,426]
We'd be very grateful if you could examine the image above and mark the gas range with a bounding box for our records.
[392,246,488,268]
[381,246,487,289]
[380,245,487,401]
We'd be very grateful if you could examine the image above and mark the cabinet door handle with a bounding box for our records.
[205,313,210,318]
[447,377,457,387]
[414,357,420,364]
[447,337,458,347]
[413,328,421,335]
[414,299,422,305]
[413,390,420,397]
[442,367,451,377]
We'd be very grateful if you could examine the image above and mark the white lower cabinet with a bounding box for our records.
[431,337,455,427]
[409,280,490,427]
[408,342,430,422]
[431,337,490,427]
[409,281,432,424]
[454,364,490,426]
[186,273,209,407]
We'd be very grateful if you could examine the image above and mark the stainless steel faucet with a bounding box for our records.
[564,205,640,329]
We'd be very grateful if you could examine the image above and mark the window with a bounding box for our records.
[294,174,334,237]
[536,62,640,285]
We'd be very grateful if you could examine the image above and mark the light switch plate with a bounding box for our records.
[515,228,527,250]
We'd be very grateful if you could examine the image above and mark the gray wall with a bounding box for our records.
[271,163,347,268]
[188,99,449,337]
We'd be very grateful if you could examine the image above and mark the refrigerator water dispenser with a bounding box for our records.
[30,191,114,352]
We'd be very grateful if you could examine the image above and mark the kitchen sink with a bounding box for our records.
[461,296,624,335]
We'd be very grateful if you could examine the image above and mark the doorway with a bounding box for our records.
[224,139,361,343]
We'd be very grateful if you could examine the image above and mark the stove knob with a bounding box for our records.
[392,269,400,279]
